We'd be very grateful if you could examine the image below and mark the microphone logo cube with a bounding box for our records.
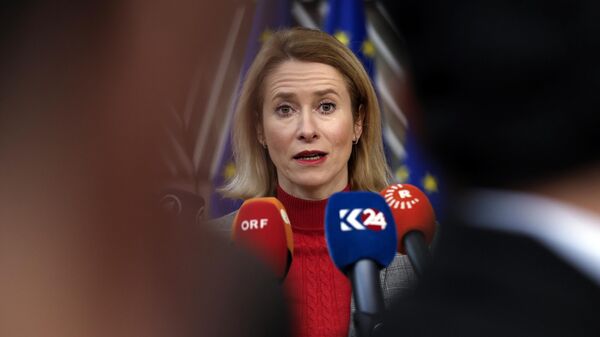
[325,192,397,270]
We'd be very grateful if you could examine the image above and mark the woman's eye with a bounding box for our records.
[275,104,293,115]
[319,102,336,113]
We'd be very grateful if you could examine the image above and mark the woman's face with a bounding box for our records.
[260,60,362,200]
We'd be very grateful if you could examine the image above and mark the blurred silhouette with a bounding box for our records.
[0,2,288,337]
[379,0,600,336]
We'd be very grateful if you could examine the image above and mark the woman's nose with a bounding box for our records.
[297,109,319,142]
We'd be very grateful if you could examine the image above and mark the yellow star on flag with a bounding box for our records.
[260,29,273,44]
[334,31,350,46]
[395,165,410,183]
[422,172,439,194]
[223,162,236,180]
[361,40,375,58]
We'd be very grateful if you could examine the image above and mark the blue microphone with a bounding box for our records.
[325,191,397,337]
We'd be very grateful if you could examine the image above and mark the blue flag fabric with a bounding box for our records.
[210,0,291,218]
[210,136,240,218]
[324,0,375,77]
[395,131,443,218]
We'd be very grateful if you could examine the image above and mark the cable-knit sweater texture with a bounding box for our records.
[277,186,351,337]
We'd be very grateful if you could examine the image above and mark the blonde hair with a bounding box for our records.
[220,27,390,199]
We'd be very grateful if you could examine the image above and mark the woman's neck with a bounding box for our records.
[276,184,350,231]
[277,180,349,201]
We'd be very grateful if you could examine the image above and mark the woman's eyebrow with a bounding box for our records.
[313,88,339,97]
[271,91,296,101]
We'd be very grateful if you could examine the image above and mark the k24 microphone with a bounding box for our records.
[232,197,294,281]
[381,183,436,277]
[325,191,397,337]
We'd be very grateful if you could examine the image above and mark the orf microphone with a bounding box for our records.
[325,191,397,337]
[381,183,436,277]
[232,197,293,281]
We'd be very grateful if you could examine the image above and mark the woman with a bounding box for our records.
[218,27,416,337]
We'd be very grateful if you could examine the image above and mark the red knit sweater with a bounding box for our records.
[277,186,352,337]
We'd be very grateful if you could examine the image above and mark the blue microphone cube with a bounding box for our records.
[325,191,397,271]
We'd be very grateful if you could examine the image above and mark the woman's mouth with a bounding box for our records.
[293,150,328,164]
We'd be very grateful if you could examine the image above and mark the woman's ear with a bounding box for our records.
[353,104,365,142]
[256,117,265,147]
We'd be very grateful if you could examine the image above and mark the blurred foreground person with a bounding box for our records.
[380,0,600,336]
[0,2,288,337]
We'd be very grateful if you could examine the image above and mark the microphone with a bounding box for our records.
[325,191,397,337]
[381,183,436,277]
[231,197,294,281]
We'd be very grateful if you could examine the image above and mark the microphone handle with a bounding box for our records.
[403,231,433,278]
[348,259,385,337]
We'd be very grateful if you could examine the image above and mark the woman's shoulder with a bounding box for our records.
[204,210,238,233]
[380,253,418,302]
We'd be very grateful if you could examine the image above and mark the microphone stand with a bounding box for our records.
[348,259,385,337]
[403,231,433,278]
